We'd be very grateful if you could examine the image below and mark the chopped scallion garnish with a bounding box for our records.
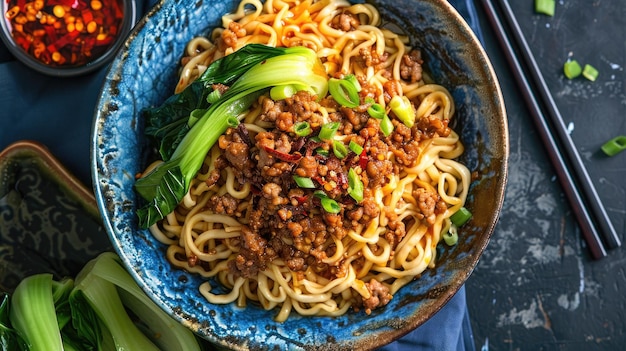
[333,141,348,159]
[389,95,415,127]
[443,224,459,246]
[582,64,599,81]
[348,140,364,155]
[563,60,582,79]
[328,77,360,108]
[600,135,626,156]
[380,114,394,136]
[535,0,555,16]
[293,175,316,188]
[319,121,340,140]
[313,190,341,213]
[206,89,222,104]
[367,102,386,119]
[347,168,364,202]
[294,121,312,137]
[450,207,472,227]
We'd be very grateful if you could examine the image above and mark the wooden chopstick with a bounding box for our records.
[479,0,609,259]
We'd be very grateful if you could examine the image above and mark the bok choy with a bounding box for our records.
[135,45,329,228]
[0,252,203,351]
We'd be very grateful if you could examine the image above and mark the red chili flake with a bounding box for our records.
[4,0,126,68]
[262,146,303,162]
[359,149,368,169]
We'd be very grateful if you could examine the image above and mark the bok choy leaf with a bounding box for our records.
[135,45,329,228]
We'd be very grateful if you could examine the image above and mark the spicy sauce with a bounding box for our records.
[4,0,124,67]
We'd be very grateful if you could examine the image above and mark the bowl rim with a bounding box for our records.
[91,0,509,349]
[0,0,138,77]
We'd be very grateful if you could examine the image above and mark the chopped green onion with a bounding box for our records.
[601,135,626,156]
[367,102,386,119]
[313,190,341,213]
[348,140,364,155]
[294,121,312,136]
[206,89,222,104]
[450,207,472,227]
[293,175,316,188]
[389,95,416,127]
[319,121,340,140]
[328,77,360,108]
[443,224,459,246]
[333,141,348,159]
[347,168,364,202]
[227,116,240,127]
[380,114,394,136]
[535,0,555,16]
[563,60,582,79]
[582,64,599,81]
[315,147,329,157]
[270,84,297,100]
[344,74,362,92]
[321,197,341,213]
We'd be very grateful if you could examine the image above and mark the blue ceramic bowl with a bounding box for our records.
[92,0,508,349]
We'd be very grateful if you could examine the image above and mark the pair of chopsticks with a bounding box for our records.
[480,0,621,259]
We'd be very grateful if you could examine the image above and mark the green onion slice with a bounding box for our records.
[227,116,240,127]
[206,89,222,104]
[450,207,472,227]
[319,121,340,140]
[294,121,312,137]
[344,74,362,92]
[563,60,582,79]
[380,114,394,136]
[333,140,348,159]
[389,95,415,127]
[347,168,364,202]
[443,224,459,246]
[367,102,386,119]
[601,135,626,156]
[293,175,316,188]
[315,147,329,157]
[314,190,341,213]
[328,77,360,108]
[582,64,599,81]
[348,140,364,155]
[535,0,555,16]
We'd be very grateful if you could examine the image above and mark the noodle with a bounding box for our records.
[147,0,471,322]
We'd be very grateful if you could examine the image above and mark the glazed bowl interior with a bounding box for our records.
[92,0,508,349]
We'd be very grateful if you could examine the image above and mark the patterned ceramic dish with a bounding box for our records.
[92,0,508,349]
[0,141,110,292]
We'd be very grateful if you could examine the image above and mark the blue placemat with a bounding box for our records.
[0,1,482,350]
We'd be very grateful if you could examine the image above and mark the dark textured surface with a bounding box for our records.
[466,0,626,350]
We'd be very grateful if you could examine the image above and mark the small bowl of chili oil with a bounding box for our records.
[0,0,136,77]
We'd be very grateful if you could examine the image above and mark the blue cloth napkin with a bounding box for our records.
[0,1,481,350]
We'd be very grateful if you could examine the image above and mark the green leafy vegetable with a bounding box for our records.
[0,253,203,351]
[143,44,295,161]
[136,45,329,228]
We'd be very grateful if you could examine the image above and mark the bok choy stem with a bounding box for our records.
[135,45,329,228]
